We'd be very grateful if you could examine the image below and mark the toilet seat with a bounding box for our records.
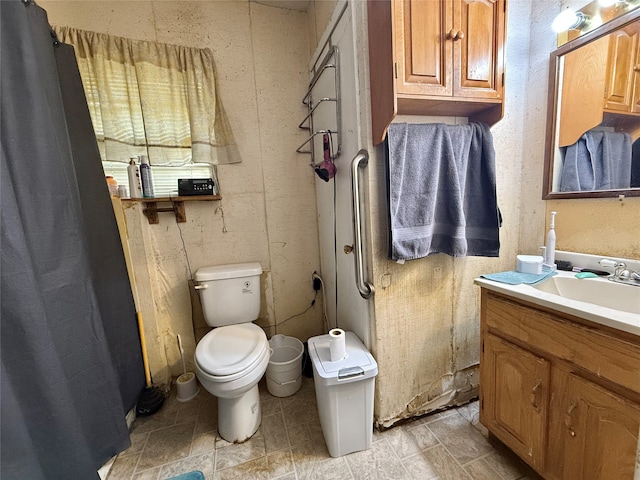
[195,323,268,381]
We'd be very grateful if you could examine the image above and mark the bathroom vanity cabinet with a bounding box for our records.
[479,289,640,479]
[367,0,506,145]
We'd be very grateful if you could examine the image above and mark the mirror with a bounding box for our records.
[543,8,640,199]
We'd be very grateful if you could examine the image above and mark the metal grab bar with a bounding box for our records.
[351,150,374,299]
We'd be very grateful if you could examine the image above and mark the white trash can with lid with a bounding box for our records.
[308,331,378,457]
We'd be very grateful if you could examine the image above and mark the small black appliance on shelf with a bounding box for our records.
[178,178,216,196]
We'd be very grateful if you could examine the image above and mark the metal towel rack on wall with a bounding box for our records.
[297,45,341,160]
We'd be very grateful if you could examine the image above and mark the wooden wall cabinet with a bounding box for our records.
[559,20,640,147]
[604,21,640,114]
[479,289,640,480]
[367,0,506,145]
[557,35,609,148]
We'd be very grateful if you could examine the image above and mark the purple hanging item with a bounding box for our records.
[314,132,336,182]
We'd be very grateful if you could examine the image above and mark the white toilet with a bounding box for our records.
[193,262,269,443]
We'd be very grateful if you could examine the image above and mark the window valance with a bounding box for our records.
[54,26,241,166]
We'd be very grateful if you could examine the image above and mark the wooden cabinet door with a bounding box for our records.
[557,35,609,148]
[561,374,640,480]
[604,24,639,112]
[632,48,640,113]
[394,0,504,99]
[454,0,505,99]
[481,333,550,470]
[394,0,453,96]
[629,22,640,113]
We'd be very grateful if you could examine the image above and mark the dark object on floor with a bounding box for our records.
[167,471,205,480]
[302,341,314,378]
[135,311,165,416]
[136,386,165,416]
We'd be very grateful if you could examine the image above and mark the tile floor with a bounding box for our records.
[106,377,541,480]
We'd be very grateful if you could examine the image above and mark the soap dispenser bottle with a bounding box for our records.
[545,211,557,269]
[127,158,143,198]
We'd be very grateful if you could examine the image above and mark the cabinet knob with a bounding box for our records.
[448,29,465,41]
[564,400,578,437]
[634,65,640,72]
[529,380,542,410]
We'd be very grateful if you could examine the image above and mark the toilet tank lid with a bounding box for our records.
[195,262,262,281]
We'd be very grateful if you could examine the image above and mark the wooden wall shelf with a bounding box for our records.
[121,195,221,224]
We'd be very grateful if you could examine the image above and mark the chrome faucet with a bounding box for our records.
[613,263,640,282]
[599,259,640,286]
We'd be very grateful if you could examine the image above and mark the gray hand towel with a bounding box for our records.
[560,130,632,191]
[560,137,594,191]
[387,122,500,261]
[586,130,632,190]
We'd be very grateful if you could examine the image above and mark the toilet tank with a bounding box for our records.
[194,262,262,327]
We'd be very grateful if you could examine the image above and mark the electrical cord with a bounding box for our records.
[172,196,319,334]
[174,211,194,280]
[274,290,318,334]
[170,193,223,280]
[173,199,311,333]
[332,178,339,330]
[216,202,228,233]
[315,274,329,332]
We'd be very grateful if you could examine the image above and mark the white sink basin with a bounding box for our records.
[532,276,640,315]
[475,267,640,337]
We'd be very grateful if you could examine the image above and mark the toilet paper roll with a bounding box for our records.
[329,328,346,362]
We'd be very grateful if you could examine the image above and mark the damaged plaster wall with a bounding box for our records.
[350,0,541,427]
[41,0,324,384]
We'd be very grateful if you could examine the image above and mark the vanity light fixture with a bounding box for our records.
[551,9,592,33]
[598,0,640,7]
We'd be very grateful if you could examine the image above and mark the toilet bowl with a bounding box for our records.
[193,263,269,443]
[195,324,270,442]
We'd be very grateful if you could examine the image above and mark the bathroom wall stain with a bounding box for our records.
[41,0,323,384]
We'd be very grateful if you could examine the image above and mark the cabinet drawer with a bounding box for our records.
[483,292,640,395]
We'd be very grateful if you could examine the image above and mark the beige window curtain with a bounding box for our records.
[54,26,240,166]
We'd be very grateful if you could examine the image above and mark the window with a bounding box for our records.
[53,26,240,196]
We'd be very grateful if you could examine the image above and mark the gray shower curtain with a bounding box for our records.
[1,1,145,478]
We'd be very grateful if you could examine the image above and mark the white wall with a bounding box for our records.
[42,0,324,383]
